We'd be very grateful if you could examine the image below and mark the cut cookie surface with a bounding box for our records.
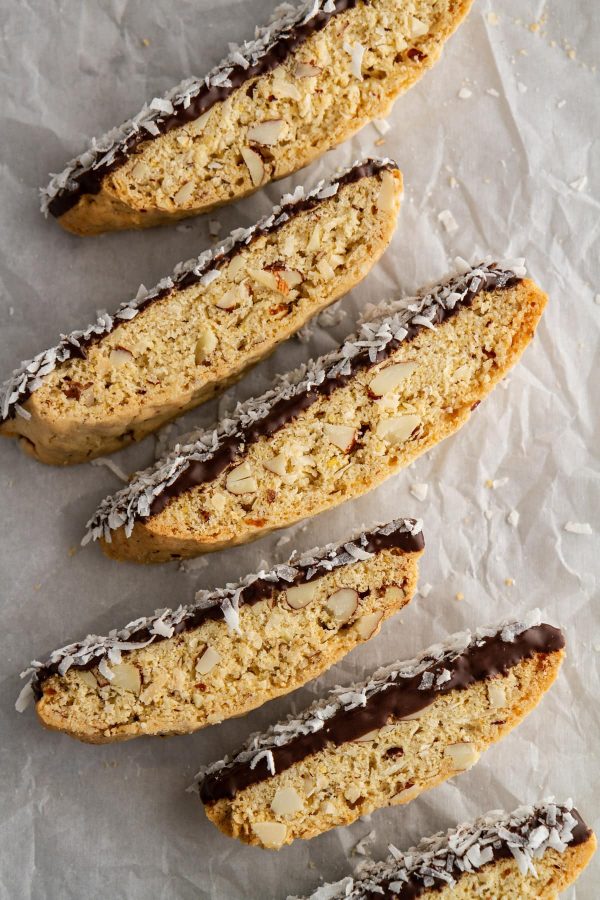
[2,160,401,465]
[19,518,423,743]
[195,611,564,848]
[293,799,596,898]
[42,0,472,234]
[85,258,547,563]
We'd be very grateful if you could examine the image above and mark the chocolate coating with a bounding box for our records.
[199,624,564,804]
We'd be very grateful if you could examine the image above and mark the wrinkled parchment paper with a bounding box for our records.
[1,1,598,897]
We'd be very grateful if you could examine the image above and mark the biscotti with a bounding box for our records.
[195,611,564,848]
[294,799,596,898]
[18,518,423,743]
[2,160,401,466]
[86,259,547,563]
[42,0,471,235]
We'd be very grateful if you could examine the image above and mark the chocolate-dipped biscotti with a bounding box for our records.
[294,800,596,898]
[18,518,423,743]
[42,0,471,235]
[2,160,401,465]
[195,612,564,848]
[86,259,546,563]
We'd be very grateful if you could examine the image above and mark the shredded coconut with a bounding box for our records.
[291,799,586,898]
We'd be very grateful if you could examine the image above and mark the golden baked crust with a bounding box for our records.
[203,648,563,848]
[35,539,420,743]
[2,166,401,465]
[98,276,547,563]
[52,0,471,235]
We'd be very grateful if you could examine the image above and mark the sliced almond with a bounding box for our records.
[194,328,218,363]
[376,414,421,445]
[487,681,507,709]
[131,160,150,181]
[286,580,320,610]
[263,454,288,477]
[173,181,195,205]
[247,119,284,146]
[392,784,421,804]
[227,254,245,278]
[272,68,301,100]
[187,109,212,136]
[326,588,359,623]
[80,386,95,407]
[226,461,258,495]
[248,267,280,292]
[79,670,98,689]
[270,786,304,816]
[109,347,134,367]
[281,268,302,288]
[444,742,480,771]
[196,646,220,676]
[410,15,429,36]
[110,663,141,694]
[320,800,336,815]
[344,785,362,804]
[383,585,406,604]
[215,283,249,310]
[377,170,399,212]
[241,147,266,186]
[302,775,317,797]
[307,223,322,253]
[323,423,356,452]
[354,610,384,640]
[317,257,335,280]
[370,362,417,397]
[295,62,322,78]
[252,821,287,848]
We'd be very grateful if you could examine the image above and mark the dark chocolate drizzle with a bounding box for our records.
[29,519,423,698]
[199,624,564,804]
[47,0,362,218]
[149,266,520,518]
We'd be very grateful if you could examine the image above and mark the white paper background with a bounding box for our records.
[0,1,598,897]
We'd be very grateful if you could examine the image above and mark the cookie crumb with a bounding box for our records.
[564,522,592,535]
[410,482,429,501]
[438,209,458,233]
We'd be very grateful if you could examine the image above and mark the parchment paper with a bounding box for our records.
[0,1,598,897]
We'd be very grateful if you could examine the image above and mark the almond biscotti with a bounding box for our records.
[18,518,423,743]
[2,160,401,466]
[295,800,596,898]
[42,0,471,235]
[195,612,564,848]
[86,259,547,564]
